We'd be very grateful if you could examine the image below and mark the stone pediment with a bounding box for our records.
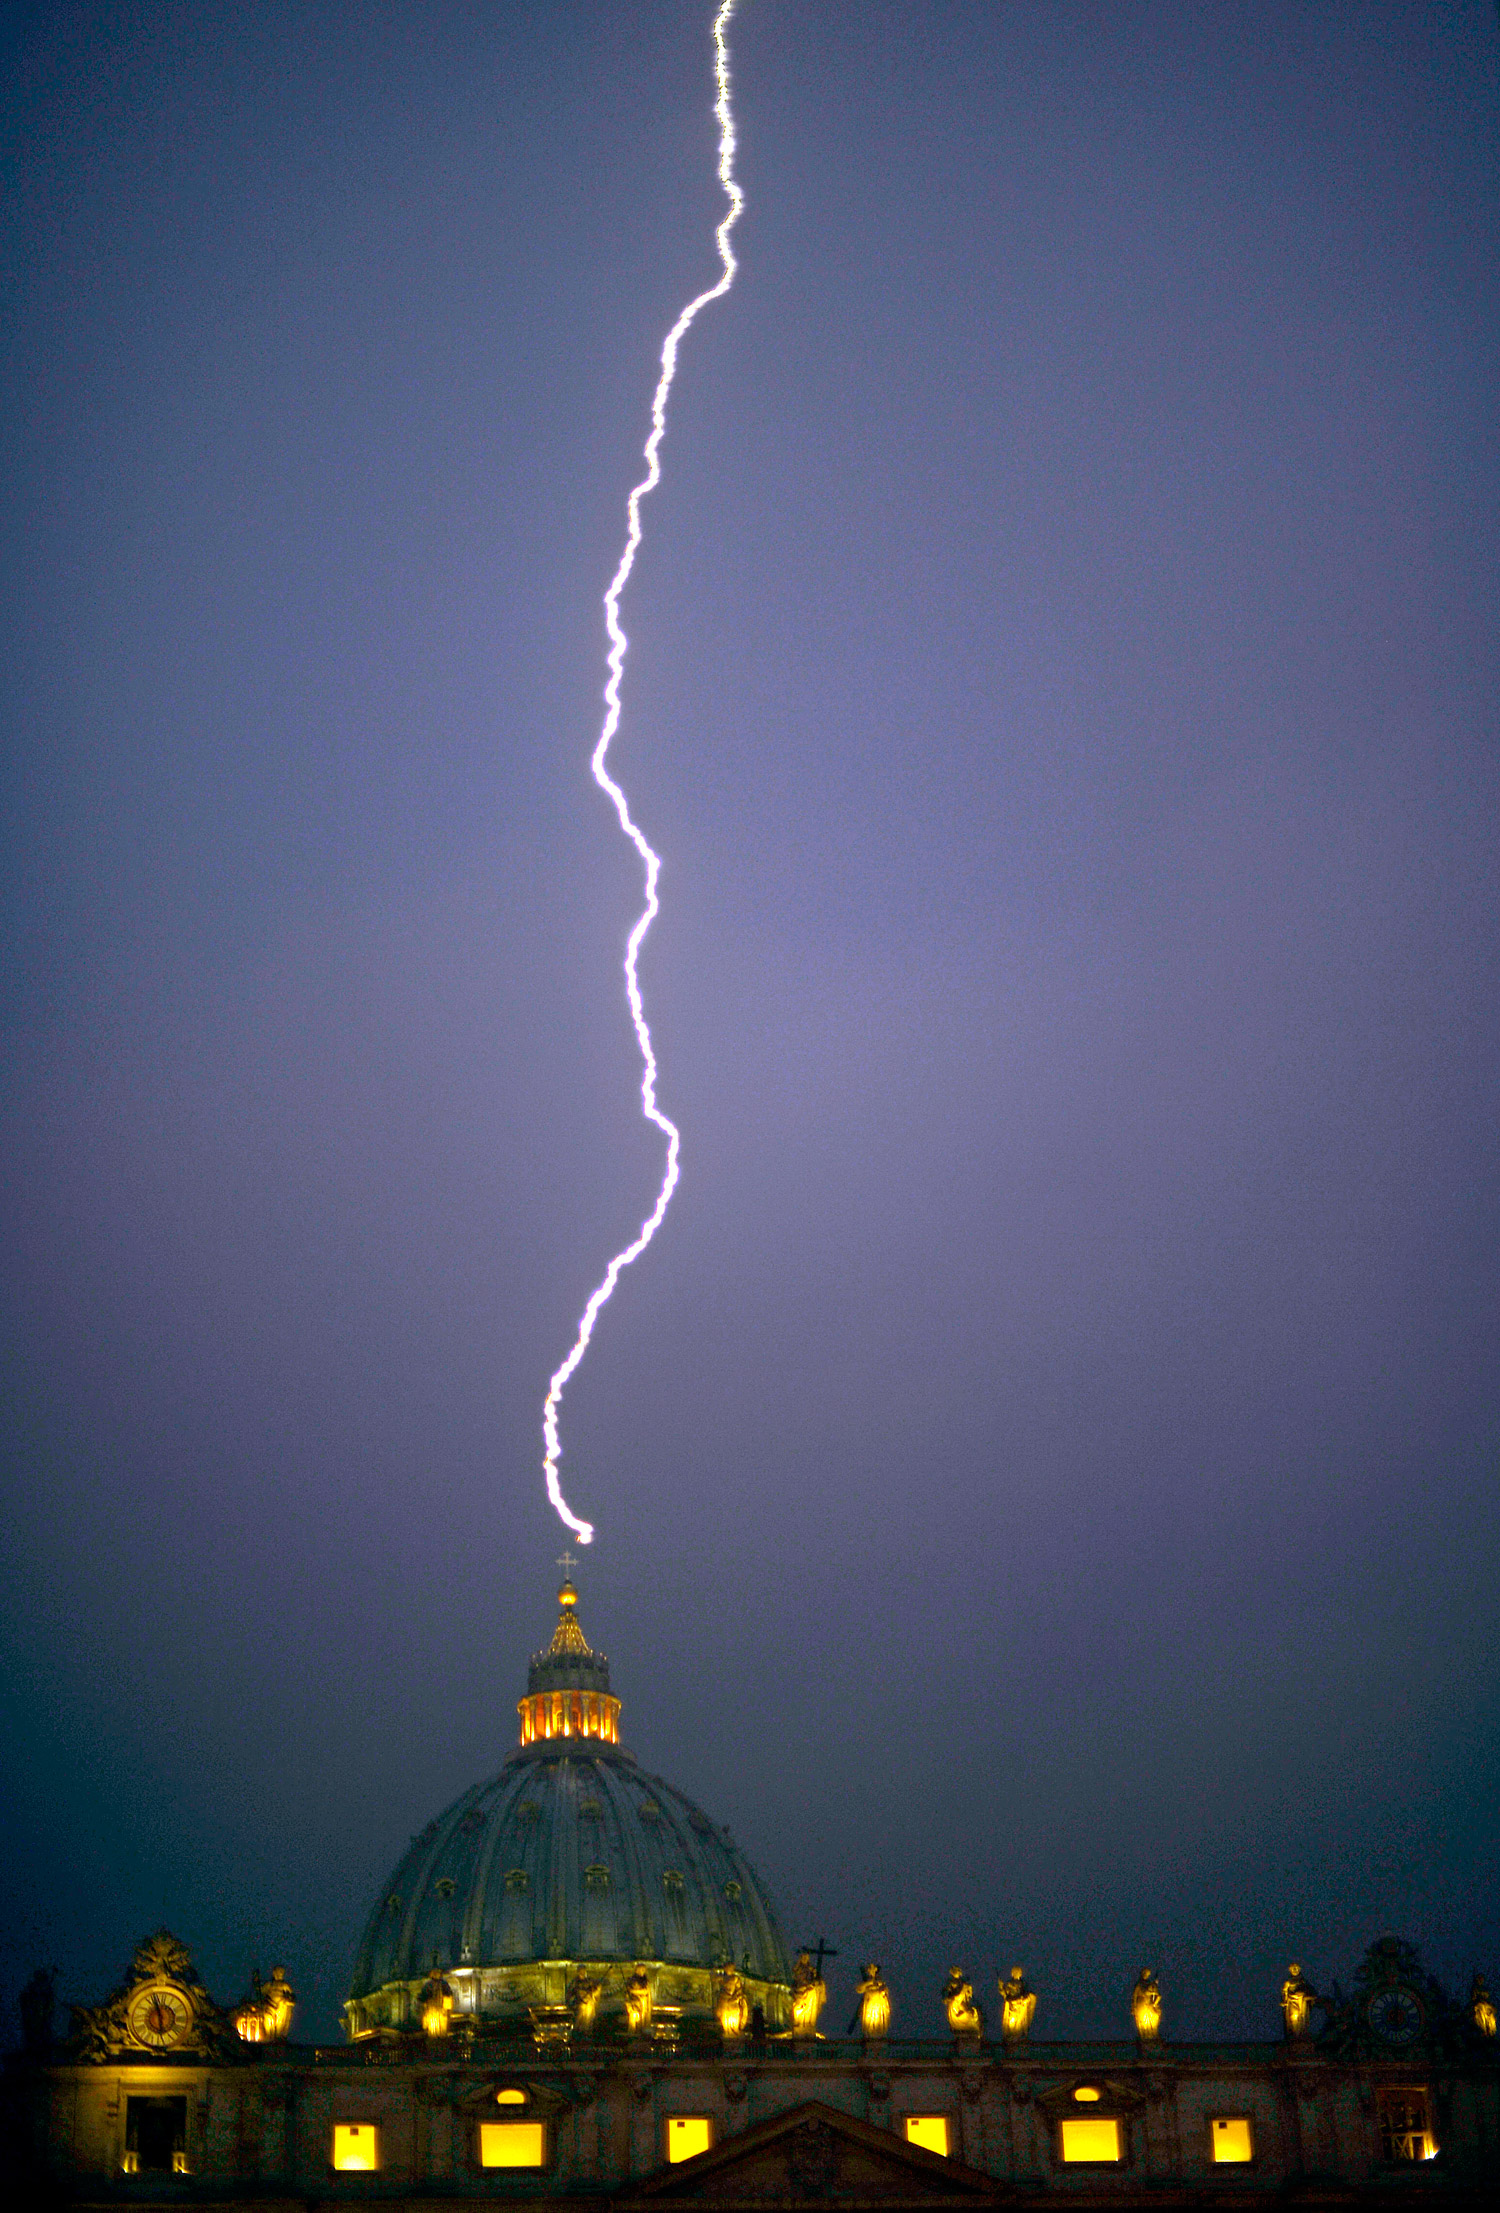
[620,2100,1004,2208]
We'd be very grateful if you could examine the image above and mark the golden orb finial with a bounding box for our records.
[557,1548,580,1608]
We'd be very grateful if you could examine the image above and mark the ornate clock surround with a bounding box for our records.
[70,1931,230,2063]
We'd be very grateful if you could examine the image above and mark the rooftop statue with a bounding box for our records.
[419,1967,455,2038]
[1472,1973,1497,2039]
[234,1965,296,2044]
[791,1949,826,2037]
[568,1968,603,2033]
[1132,1969,1163,2041]
[624,1967,653,2034]
[715,1962,750,2039]
[855,1962,891,2040]
[998,1965,1036,2042]
[792,1956,827,2035]
[261,1967,296,2040]
[943,1967,983,2037]
[1282,1962,1316,2040]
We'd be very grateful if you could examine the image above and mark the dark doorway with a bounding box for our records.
[127,2095,187,2173]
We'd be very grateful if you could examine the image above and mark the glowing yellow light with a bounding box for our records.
[856,1962,891,2039]
[1073,2086,1102,2103]
[1131,1968,1162,2040]
[905,2117,950,2157]
[419,1968,454,2038]
[1211,2117,1253,2164]
[1379,2091,1436,2164]
[1060,2117,1122,2164]
[496,2089,527,2106]
[332,2124,379,2172]
[541,0,745,1548]
[1282,1962,1314,2038]
[667,2117,714,2163]
[715,1963,750,2037]
[480,2123,546,2168]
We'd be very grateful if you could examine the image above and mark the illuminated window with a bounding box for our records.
[1378,2089,1435,2162]
[1073,2085,1102,2103]
[1211,2116,1253,2164]
[332,2124,380,2172]
[495,2088,527,2106]
[1059,2116,1122,2163]
[480,2122,547,2168]
[667,2116,714,2162]
[904,2116,951,2156]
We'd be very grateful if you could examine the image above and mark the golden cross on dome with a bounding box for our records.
[557,1550,580,1581]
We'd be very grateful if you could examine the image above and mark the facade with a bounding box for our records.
[7,1582,1498,2207]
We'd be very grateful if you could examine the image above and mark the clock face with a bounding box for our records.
[1366,1986,1423,2047]
[127,1985,192,2050]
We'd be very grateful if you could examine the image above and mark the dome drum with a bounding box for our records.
[347,1958,790,2043]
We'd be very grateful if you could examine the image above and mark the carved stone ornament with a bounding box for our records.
[69,1931,232,2063]
[529,2003,573,2054]
[786,2117,840,2199]
[1036,2077,1144,2120]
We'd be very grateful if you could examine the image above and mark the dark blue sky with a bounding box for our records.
[3,0,1498,2045]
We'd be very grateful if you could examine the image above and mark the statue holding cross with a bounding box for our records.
[792,1941,836,2037]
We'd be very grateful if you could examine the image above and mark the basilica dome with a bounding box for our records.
[346,1581,793,2039]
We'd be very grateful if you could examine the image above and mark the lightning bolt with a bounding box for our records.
[542,0,745,1546]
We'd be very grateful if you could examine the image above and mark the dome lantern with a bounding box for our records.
[517,1573,621,1746]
